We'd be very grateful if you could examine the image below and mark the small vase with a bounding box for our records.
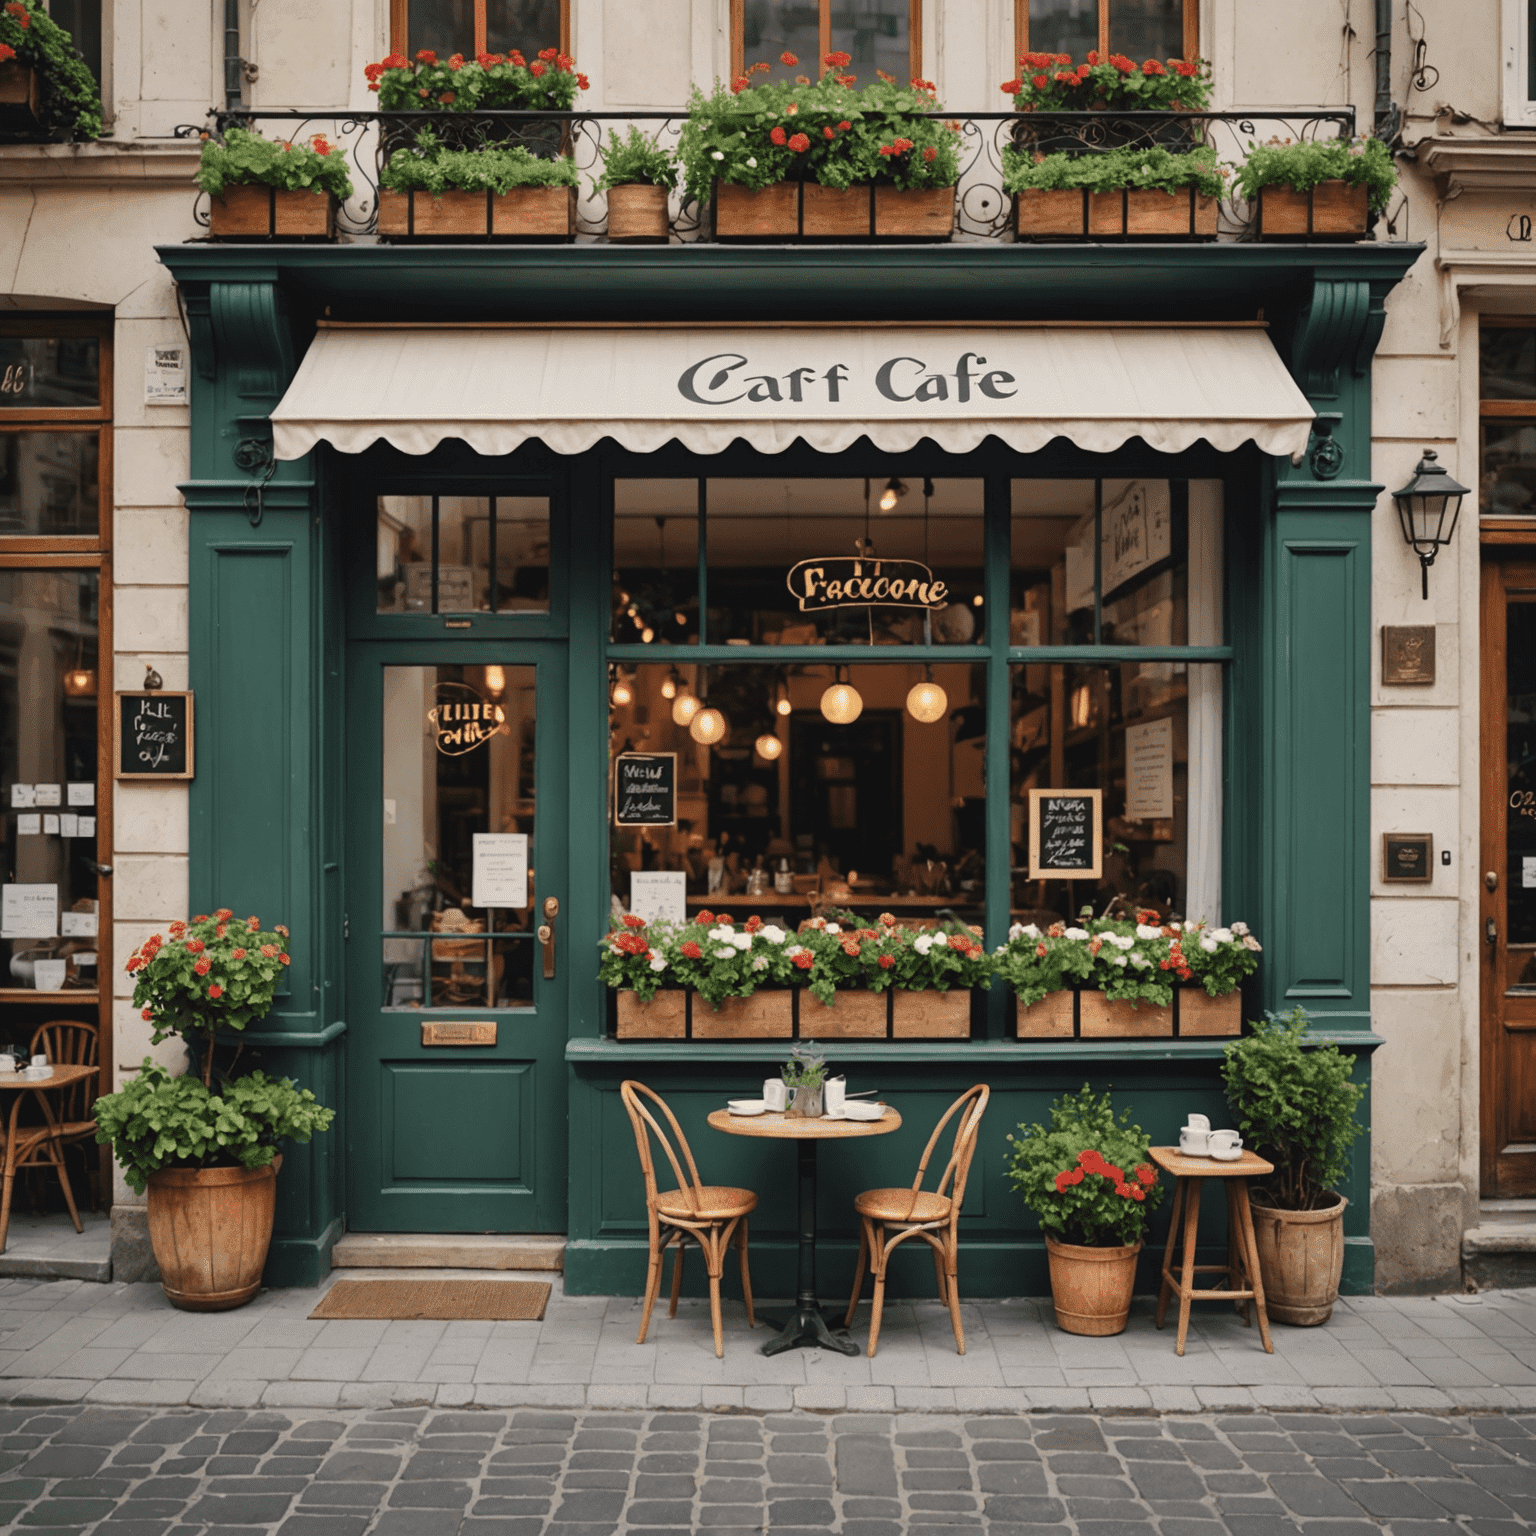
[787,1084,823,1118]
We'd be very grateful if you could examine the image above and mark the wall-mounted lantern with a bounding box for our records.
[1392,449,1469,600]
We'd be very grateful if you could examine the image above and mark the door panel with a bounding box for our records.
[346,646,567,1232]
[1482,559,1536,1196]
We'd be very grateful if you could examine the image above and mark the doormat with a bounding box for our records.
[310,1279,550,1321]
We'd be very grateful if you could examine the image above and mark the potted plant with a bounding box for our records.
[1006,1084,1164,1335]
[0,0,100,141]
[678,53,960,241]
[595,125,676,243]
[377,129,578,239]
[197,128,354,239]
[93,911,334,1311]
[781,1043,828,1117]
[1005,143,1225,238]
[1221,1007,1367,1325]
[1232,134,1396,239]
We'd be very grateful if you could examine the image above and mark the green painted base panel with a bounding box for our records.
[262,1216,344,1290]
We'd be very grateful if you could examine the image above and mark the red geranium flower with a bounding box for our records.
[787,132,810,153]
[232,948,247,960]
[1174,59,1198,77]
[141,1006,152,1021]
[126,954,143,973]
[529,61,546,76]
[476,52,502,67]
[836,74,856,87]
[278,953,290,965]
[780,51,798,66]
[577,73,590,89]
[1104,1164,1125,1183]
[1115,1182,1133,1198]
[621,914,647,929]
[1001,78,1022,94]
[746,915,763,934]
[193,958,212,976]
[4,3,28,27]
[1054,1170,1073,1192]
[186,939,204,955]
[923,146,937,162]
[1032,73,1048,89]
[715,913,733,925]
[841,939,860,957]
[792,951,814,970]
[1078,1148,1105,1173]
[825,51,851,68]
[823,126,835,140]
[878,954,895,970]
[1131,1187,1145,1201]
[697,911,714,924]
[681,941,703,960]
[1136,1164,1156,1186]
[416,49,436,63]
[208,984,224,999]
[508,50,525,65]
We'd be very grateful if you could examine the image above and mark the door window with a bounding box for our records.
[377,495,550,615]
[1504,595,1536,990]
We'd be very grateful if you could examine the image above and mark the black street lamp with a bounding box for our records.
[1392,450,1469,601]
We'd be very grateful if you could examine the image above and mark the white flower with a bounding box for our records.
[708,924,734,941]
[713,946,735,960]
[1200,936,1219,953]
[649,957,668,972]
[1168,921,1183,933]
[1231,921,1249,936]
[1008,923,1025,942]
[753,956,769,971]
[746,156,757,167]
[731,932,752,951]
[786,944,804,958]
[1064,927,1089,942]
[914,934,933,956]
[1136,923,1162,941]
[711,150,725,161]
[825,923,841,934]
[1242,935,1263,952]
[1129,951,1151,969]
[761,924,787,945]
[931,932,950,947]
[1022,923,1041,938]
[1212,927,1233,944]
[1112,953,1128,967]
[1110,933,1136,951]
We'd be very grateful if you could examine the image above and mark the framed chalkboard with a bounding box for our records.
[115,691,194,780]
[614,752,676,827]
[1028,788,1102,880]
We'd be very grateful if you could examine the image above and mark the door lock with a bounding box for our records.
[1488,916,1499,947]
[1486,870,1499,892]
[538,896,559,980]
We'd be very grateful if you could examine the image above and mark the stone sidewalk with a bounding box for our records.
[2,1272,1535,1416]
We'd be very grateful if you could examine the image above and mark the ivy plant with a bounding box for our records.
[0,0,101,141]
[380,131,577,194]
[1221,1007,1368,1210]
[1230,134,1397,214]
[595,125,678,191]
[195,128,355,200]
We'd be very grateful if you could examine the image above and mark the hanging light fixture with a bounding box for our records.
[775,682,792,717]
[820,666,863,725]
[878,477,908,513]
[671,683,700,727]
[484,664,506,697]
[609,669,633,708]
[755,731,784,761]
[1392,448,1470,600]
[688,665,726,744]
[906,666,948,724]
[661,667,679,700]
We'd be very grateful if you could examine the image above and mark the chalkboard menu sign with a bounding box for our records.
[614,752,676,827]
[115,692,194,780]
[1028,788,1102,880]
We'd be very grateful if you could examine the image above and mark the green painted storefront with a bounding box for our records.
[159,239,1418,1299]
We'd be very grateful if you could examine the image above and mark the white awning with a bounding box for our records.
[270,322,1315,462]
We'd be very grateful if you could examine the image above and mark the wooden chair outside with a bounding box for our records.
[620,1080,758,1358]
[844,1083,990,1356]
[28,1020,102,1211]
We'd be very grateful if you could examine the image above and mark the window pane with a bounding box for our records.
[830,0,910,83]
[409,0,475,56]
[382,663,537,1009]
[486,0,562,54]
[44,3,102,83]
[609,662,986,927]
[612,480,699,644]
[1481,326,1536,400]
[376,495,549,613]
[0,569,100,995]
[707,478,984,646]
[1483,421,1536,517]
[1030,0,1098,58]
[741,0,822,81]
[0,432,99,537]
[0,337,100,410]
[1111,0,1184,59]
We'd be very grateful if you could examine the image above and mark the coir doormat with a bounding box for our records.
[310,1279,550,1321]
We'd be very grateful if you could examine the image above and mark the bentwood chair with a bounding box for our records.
[843,1084,989,1356]
[620,1080,757,1358]
[28,1021,102,1211]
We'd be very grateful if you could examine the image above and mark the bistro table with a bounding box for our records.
[0,1065,94,1253]
[707,1105,901,1356]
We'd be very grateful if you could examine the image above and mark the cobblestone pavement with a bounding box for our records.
[4,1402,1536,1535]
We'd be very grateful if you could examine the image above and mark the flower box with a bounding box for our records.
[490,185,576,239]
[874,185,955,239]
[615,988,686,1040]
[1014,986,1241,1038]
[715,181,955,242]
[802,183,869,238]
[892,987,971,1039]
[715,181,800,239]
[1014,188,1088,238]
[1015,186,1217,240]
[1079,991,1173,1037]
[1016,990,1075,1039]
[1176,987,1243,1037]
[692,990,793,1040]
[378,187,574,240]
[0,60,41,129]
[607,183,669,243]
[800,990,887,1038]
[208,186,337,239]
[1256,181,1369,239]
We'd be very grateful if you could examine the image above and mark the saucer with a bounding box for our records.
[841,1102,886,1122]
[727,1099,766,1116]
[1210,1147,1242,1161]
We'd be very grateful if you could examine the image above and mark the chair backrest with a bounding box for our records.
[620,1080,708,1222]
[28,1020,99,1123]
[901,1084,990,1224]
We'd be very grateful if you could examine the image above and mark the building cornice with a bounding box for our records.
[0,139,202,189]
[1415,132,1536,194]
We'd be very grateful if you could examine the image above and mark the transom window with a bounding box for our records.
[1017,0,1198,63]
[391,0,566,60]
[735,1,922,85]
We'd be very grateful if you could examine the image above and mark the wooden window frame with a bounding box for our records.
[730,0,924,85]
[1013,0,1199,62]
[389,0,570,60]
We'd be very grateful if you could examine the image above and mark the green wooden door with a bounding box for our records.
[344,641,568,1232]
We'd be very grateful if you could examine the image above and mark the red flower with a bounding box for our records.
[193,915,209,923]
[170,921,187,937]
[614,933,649,956]
[1103,1164,1125,1183]
[1110,52,1135,73]
[746,915,763,934]
[232,948,247,959]
[529,61,546,76]
[383,52,408,68]
[792,951,814,970]
[310,135,333,156]
[621,914,647,929]
[787,132,810,153]
[836,74,856,87]
[1032,74,1048,90]
[823,126,835,140]
[193,958,212,976]
[537,46,558,59]
[923,146,937,162]
[126,954,143,973]
[417,89,429,98]
[208,984,224,999]
[1035,943,1048,959]
[476,52,502,67]
[1086,50,1100,65]
[438,91,456,102]
[750,61,770,74]
[1069,1168,1085,1185]
[416,49,437,63]
[1078,1148,1105,1173]
[1174,59,1198,77]
[577,73,590,89]
[780,51,798,66]
[825,51,852,67]
[216,923,227,938]
[841,939,860,957]
[278,953,290,965]
[1136,1164,1156,1186]
[878,954,895,970]
[4,3,28,27]
[1131,1186,1146,1201]
[261,944,277,958]
[447,52,464,70]
[1055,1170,1073,1192]
[681,941,703,960]
[1001,78,1023,94]
[141,1006,153,1021]
[508,50,525,66]
[246,916,259,931]
[697,910,714,925]
[214,907,233,920]
[186,939,204,955]
[1115,1182,1132,1198]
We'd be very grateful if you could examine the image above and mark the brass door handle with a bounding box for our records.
[538,896,558,979]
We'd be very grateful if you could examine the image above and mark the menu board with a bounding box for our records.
[115,691,194,780]
[1028,788,1103,880]
[614,752,677,827]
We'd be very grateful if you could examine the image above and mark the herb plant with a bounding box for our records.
[196,128,355,200]
[781,1044,827,1090]
[1003,143,1226,200]
[1001,50,1212,113]
[1231,134,1396,214]
[1005,1084,1164,1247]
[380,131,577,194]
[1221,1007,1367,1211]
[595,125,678,190]
[364,46,588,111]
[0,0,101,140]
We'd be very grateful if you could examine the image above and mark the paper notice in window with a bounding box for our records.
[33,784,61,807]
[59,814,79,838]
[78,816,96,837]
[1124,717,1175,821]
[1524,856,1536,889]
[67,782,94,807]
[630,871,688,926]
[61,910,98,938]
[16,814,39,836]
[1,884,57,939]
[471,833,528,909]
[42,814,59,836]
[10,784,34,809]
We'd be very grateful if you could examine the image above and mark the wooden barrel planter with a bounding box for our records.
[1045,1235,1142,1336]
[1248,1193,1348,1325]
[146,1160,279,1311]
[1255,181,1369,239]
[378,186,575,241]
[1014,185,1218,240]
[209,185,337,239]
[606,183,669,243]
[716,181,955,241]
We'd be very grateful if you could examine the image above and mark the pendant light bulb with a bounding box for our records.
[906,676,948,724]
[878,477,907,513]
[820,670,863,725]
[610,675,633,708]
[660,670,678,700]
[755,732,783,762]
[671,689,700,727]
[774,683,793,716]
[690,706,727,745]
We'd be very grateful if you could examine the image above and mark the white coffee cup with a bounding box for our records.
[31,1053,47,1068]
[1209,1129,1243,1160]
[1179,1127,1211,1155]
[824,1076,846,1117]
[763,1078,788,1112]
[1185,1113,1211,1132]
[0,1055,14,1074]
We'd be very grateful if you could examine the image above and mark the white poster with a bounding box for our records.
[10,783,34,808]
[61,910,98,938]
[15,814,39,836]
[144,344,188,404]
[471,832,528,908]
[33,784,61,807]
[42,814,59,836]
[1,884,58,939]
[79,816,96,837]
[1125,717,1175,821]
[630,871,688,926]
[1101,481,1173,597]
[59,814,79,838]
[67,782,94,807]
[1524,856,1536,890]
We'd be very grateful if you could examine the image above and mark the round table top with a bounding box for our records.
[1150,1145,1274,1179]
[707,1106,902,1140]
[0,1064,96,1091]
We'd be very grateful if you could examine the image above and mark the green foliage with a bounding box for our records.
[1005,1085,1164,1247]
[93,1060,335,1196]
[595,126,677,190]
[195,128,354,200]
[0,0,101,140]
[1003,50,1211,113]
[780,1043,827,1089]
[1003,143,1226,199]
[1231,134,1397,214]
[365,46,587,112]
[1221,1007,1368,1210]
[797,914,992,1005]
[380,130,577,194]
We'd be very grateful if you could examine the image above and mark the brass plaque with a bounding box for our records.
[421,1020,497,1046]
[1382,832,1434,884]
[1382,625,1435,685]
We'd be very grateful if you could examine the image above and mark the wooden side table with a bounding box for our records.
[1150,1145,1275,1357]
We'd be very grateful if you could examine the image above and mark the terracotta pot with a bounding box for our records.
[715,180,799,239]
[892,987,971,1039]
[146,1160,279,1311]
[614,989,686,1039]
[1257,181,1368,239]
[1045,1234,1141,1336]
[800,989,887,1038]
[607,182,669,243]
[210,185,335,238]
[1248,1192,1347,1325]
[1015,990,1075,1038]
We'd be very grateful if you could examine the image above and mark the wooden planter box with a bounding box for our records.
[1015,185,1217,240]
[0,60,41,130]
[800,989,887,1038]
[607,182,669,243]
[1256,181,1369,239]
[612,986,972,1039]
[1015,986,1244,1039]
[892,987,971,1039]
[875,184,955,239]
[1016,991,1075,1039]
[378,186,574,240]
[802,183,868,238]
[1176,988,1243,1037]
[692,990,793,1040]
[715,181,799,239]
[716,180,954,241]
[1079,991,1174,1037]
[209,185,336,239]
[615,989,686,1040]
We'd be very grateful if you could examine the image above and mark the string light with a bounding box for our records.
[755,732,784,761]
[820,667,863,725]
[690,706,727,745]
[660,669,679,700]
[878,477,907,513]
[610,672,633,708]
[671,687,700,727]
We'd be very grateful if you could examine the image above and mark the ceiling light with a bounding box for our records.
[906,672,947,724]
[878,476,908,513]
[610,674,633,708]
[755,732,784,762]
[820,668,863,725]
[484,664,505,696]
[62,668,97,698]
[690,706,727,745]
[672,689,700,727]
[660,669,678,700]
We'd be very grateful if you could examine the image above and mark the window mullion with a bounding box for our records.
[819,2,832,74]
[474,0,487,56]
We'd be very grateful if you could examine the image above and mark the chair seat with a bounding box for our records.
[655,1186,758,1221]
[854,1188,953,1224]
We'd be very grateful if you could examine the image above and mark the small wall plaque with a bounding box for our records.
[1382,625,1436,685]
[421,1020,497,1046]
[1382,832,1434,884]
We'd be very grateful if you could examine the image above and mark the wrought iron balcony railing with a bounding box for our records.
[181,105,1361,243]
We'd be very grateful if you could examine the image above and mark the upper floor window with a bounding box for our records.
[1481,321,1536,518]
[44,1,101,86]
[1503,1,1536,125]
[735,1,921,85]
[392,0,566,61]
[1017,0,1197,64]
